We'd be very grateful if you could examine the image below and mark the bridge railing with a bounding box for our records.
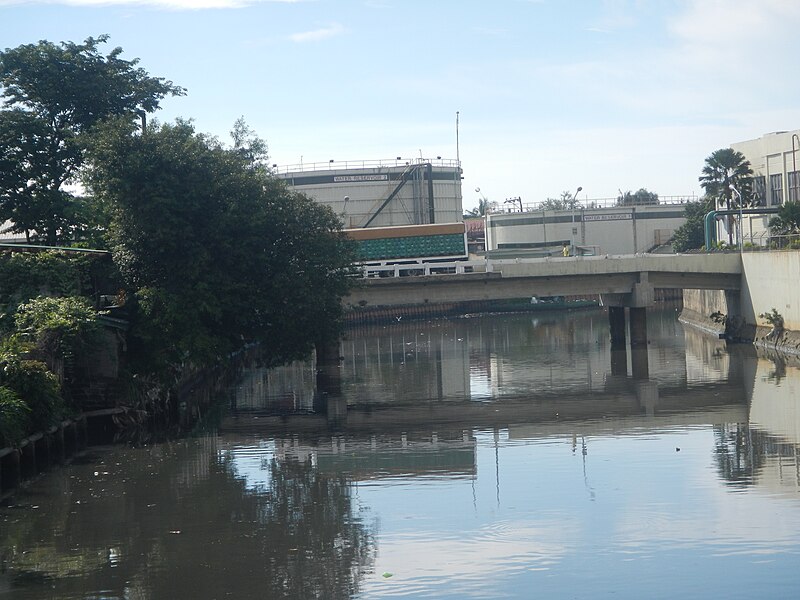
[361,260,491,278]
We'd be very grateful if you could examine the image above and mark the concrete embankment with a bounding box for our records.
[681,251,800,355]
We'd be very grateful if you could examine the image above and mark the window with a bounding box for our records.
[752,176,766,206]
[789,171,800,202]
[770,173,783,205]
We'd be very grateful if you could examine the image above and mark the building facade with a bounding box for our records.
[731,129,800,206]
[485,203,687,256]
[275,158,463,229]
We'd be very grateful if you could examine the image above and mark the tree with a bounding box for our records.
[699,148,753,245]
[617,188,659,206]
[768,201,800,235]
[671,200,711,252]
[540,190,580,211]
[465,197,497,217]
[84,119,357,372]
[0,35,184,243]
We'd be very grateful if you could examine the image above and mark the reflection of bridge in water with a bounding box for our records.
[222,311,750,438]
[219,315,800,494]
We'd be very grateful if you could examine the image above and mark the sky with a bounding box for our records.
[2,0,800,211]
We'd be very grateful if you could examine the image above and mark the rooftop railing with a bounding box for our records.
[273,157,461,175]
[489,195,699,214]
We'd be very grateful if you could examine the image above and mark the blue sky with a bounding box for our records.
[3,0,800,210]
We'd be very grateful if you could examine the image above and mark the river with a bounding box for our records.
[2,306,800,599]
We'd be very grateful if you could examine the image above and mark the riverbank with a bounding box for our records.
[680,251,800,356]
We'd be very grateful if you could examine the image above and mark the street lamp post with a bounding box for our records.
[570,186,583,255]
[792,134,799,201]
[730,184,743,252]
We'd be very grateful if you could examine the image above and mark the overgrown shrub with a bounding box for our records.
[0,339,64,431]
[0,251,116,333]
[14,296,101,360]
[0,385,30,446]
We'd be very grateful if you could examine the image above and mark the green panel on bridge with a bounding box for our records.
[358,233,465,261]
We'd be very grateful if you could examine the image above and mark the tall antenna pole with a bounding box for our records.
[456,111,460,165]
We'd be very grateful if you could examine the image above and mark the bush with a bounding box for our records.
[0,340,64,430]
[0,251,116,333]
[14,296,101,360]
[0,385,30,446]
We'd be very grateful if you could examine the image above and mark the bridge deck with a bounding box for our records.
[346,253,742,308]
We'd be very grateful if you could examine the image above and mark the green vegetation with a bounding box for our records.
[0,35,184,244]
[0,385,29,446]
[617,188,658,206]
[768,201,800,235]
[698,148,753,222]
[671,200,710,252]
[84,118,356,372]
[0,36,358,445]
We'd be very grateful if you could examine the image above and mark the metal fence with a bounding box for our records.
[489,195,699,214]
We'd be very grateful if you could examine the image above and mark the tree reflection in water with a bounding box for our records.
[0,438,376,600]
[713,423,768,487]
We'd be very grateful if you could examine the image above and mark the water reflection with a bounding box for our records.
[0,436,375,599]
[3,309,800,599]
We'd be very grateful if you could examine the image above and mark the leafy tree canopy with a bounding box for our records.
[84,118,357,373]
[671,200,709,252]
[540,190,581,211]
[699,148,754,211]
[768,201,800,235]
[0,35,184,243]
[465,197,497,217]
[617,188,658,206]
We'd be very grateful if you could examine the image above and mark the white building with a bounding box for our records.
[274,158,463,228]
[731,129,800,206]
[486,203,687,256]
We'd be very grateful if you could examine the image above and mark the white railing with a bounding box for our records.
[488,195,699,214]
[274,157,460,175]
[361,260,492,278]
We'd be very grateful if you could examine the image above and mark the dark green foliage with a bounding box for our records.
[699,148,754,211]
[14,296,101,361]
[0,338,64,430]
[0,35,184,243]
[617,188,659,206]
[672,200,711,252]
[84,119,357,373]
[768,201,800,235]
[0,385,30,445]
[0,251,116,332]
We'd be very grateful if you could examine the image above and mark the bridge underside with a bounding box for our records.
[345,270,741,309]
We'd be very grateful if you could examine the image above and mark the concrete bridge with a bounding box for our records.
[344,252,743,349]
[347,253,742,308]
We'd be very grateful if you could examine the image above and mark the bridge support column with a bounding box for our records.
[608,306,626,347]
[314,339,346,425]
[631,347,649,380]
[629,307,648,347]
[610,346,628,377]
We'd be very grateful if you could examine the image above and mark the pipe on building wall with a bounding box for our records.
[426,163,435,224]
[704,208,780,252]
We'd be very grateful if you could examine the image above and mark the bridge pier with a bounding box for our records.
[608,306,627,347]
[629,307,648,346]
[314,339,347,426]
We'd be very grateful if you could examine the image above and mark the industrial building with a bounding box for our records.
[274,158,463,228]
[731,129,800,206]
[486,203,687,256]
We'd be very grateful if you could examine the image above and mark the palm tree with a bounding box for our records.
[465,197,496,217]
[699,148,753,244]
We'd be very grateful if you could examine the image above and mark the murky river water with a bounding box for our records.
[2,307,800,599]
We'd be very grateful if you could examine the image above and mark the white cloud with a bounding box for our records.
[288,22,345,43]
